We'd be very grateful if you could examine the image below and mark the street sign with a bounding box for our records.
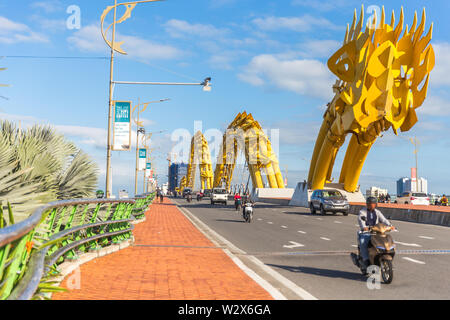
[138,148,147,171]
[112,101,131,151]
[145,163,152,178]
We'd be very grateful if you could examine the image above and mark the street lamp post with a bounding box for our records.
[133,100,168,195]
[141,132,163,194]
[100,0,211,197]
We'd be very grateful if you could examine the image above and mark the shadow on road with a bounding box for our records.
[282,211,313,217]
[216,219,246,223]
[266,263,366,282]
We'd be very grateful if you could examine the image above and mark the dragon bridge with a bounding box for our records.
[180,112,285,191]
[308,6,435,193]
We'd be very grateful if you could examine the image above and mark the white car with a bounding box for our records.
[211,188,228,205]
[396,192,430,205]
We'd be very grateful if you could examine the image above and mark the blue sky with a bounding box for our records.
[1,0,450,196]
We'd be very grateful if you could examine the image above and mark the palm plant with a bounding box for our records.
[0,120,99,221]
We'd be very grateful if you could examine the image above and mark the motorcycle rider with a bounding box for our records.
[234,193,242,209]
[358,196,395,272]
[242,196,254,218]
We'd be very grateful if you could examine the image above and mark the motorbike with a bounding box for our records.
[351,219,396,284]
[235,198,242,211]
[186,194,192,203]
[197,193,203,202]
[243,202,254,223]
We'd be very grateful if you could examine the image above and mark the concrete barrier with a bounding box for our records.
[349,203,450,227]
[251,188,294,206]
[289,182,365,207]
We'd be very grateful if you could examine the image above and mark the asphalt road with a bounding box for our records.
[173,197,450,300]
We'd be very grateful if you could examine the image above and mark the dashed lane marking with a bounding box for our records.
[298,231,306,234]
[268,222,273,224]
[283,241,305,249]
[402,257,426,265]
[320,237,331,241]
[281,226,288,229]
[396,241,422,247]
[419,236,435,240]
[334,221,342,224]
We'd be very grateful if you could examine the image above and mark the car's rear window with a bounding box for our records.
[412,193,427,197]
[322,190,344,199]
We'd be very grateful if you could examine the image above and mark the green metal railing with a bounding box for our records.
[0,192,155,300]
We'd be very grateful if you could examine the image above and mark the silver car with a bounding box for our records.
[309,189,349,216]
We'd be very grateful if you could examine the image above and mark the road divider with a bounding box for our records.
[349,203,450,227]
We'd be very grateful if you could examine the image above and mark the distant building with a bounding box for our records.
[397,177,428,195]
[397,177,409,196]
[366,186,388,198]
[168,163,188,192]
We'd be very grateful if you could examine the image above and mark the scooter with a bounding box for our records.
[235,198,242,211]
[351,219,396,284]
[243,202,254,223]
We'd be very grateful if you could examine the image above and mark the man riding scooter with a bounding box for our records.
[358,197,395,272]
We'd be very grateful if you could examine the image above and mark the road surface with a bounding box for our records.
[172,198,450,300]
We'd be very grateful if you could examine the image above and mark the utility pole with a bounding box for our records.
[410,137,420,192]
[105,0,118,198]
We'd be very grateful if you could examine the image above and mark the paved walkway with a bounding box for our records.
[53,198,273,300]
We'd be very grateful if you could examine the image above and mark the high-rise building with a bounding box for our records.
[168,163,188,192]
[397,177,428,195]
[397,177,409,196]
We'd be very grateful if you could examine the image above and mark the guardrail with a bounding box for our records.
[0,192,155,300]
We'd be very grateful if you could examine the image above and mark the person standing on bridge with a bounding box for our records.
[358,197,395,272]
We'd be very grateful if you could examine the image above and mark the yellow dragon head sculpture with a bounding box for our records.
[327,6,435,145]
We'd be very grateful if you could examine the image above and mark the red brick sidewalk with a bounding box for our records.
[52,198,273,300]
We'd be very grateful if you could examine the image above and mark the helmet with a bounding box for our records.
[366,196,378,205]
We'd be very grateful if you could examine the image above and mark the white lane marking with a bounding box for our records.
[334,221,342,224]
[281,226,288,229]
[355,224,360,227]
[351,245,358,248]
[298,230,306,234]
[419,236,435,240]
[283,241,305,249]
[268,222,273,224]
[177,204,288,300]
[316,218,323,221]
[395,241,422,247]
[272,209,277,211]
[178,200,318,300]
[402,257,426,265]
[320,237,331,241]
[257,218,262,221]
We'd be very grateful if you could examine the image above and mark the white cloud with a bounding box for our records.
[31,1,64,13]
[54,125,107,149]
[164,19,229,39]
[291,0,353,12]
[270,120,321,146]
[430,42,450,87]
[0,16,48,44]
[238,54,334,99]
[417,95,450,116]
[252,15,341,32]
[68,24,181,61]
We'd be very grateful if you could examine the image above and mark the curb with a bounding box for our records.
[174,200,318,300]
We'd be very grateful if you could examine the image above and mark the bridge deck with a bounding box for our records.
[53,198,273,300]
